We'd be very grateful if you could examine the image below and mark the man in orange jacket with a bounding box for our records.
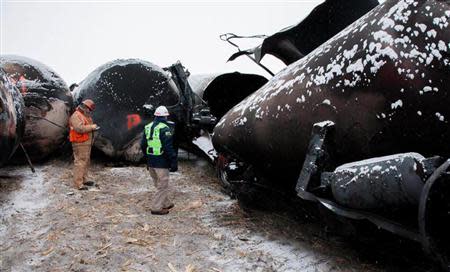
[69,99,98,190]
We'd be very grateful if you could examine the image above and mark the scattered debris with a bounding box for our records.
[41,246,54,256]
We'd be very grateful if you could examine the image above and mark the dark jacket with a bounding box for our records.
[141,117,177,170]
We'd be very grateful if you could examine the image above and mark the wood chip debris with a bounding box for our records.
[41,246,54,256]
[185,264,196,272]
[126,238,151,246]
[121,259,132,270]
[96,243,112,254]
[168,262,178,272]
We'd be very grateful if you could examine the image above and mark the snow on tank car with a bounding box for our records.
[0,69,25,166]
[0,55,73,162]
[74,59,179,162]
[214,0,450,186]
[213,0,450,268]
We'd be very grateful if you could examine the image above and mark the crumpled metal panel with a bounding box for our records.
[228,0,379,65]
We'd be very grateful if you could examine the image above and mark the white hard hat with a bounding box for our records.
[154,105,170,116]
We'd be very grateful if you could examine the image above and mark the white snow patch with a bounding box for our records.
[371,165,383,172]
[296,95,306,103]
[379,17,395,30]
[315,120,335,128]
[347,58,364,73]
[373,30,394,44]
[336,153,425,171]
[415,23,427,32]
[423,86,433,93]
[391,99,403,109]
[394,24,405,31]
[438,40,447,51]
[233,117,248,126]
[343,44,359,59]
[436,112,445,121]
[427,29,437,38]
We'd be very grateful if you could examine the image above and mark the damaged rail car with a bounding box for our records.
[73,59,181,162]
[213,0,450,268]
[227,0,380,65]
[188,72,267,120]
[0,70,25,166]
[73,59,221,161]
[74,59,267,162]
[0,55,73,162]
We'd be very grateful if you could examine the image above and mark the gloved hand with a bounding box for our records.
[170,163,178,172]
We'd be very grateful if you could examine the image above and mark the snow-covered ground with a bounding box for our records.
[0,156,435,271]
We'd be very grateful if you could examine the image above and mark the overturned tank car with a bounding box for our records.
[187,72,268,159]
[74,59,181,162]
[0,70,25,166]
[0,55,73,161]
[189,72,267,120]
[214,0,450,268]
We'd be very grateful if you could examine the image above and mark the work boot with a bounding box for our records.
[164,203,175,210]
[83,181,95,186]
[151,209,169,215]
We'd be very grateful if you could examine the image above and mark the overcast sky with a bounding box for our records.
[1,0,330,84]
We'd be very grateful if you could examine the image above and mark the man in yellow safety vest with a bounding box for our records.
[141,105,178,215]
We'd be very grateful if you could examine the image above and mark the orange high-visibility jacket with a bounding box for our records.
[69,110,93,143]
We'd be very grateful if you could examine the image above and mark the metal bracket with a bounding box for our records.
[166,62,217,132]
[295,121,334,201]
[294,124,442,244]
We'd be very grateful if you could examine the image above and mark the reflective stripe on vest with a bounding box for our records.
[144,122,169,156]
